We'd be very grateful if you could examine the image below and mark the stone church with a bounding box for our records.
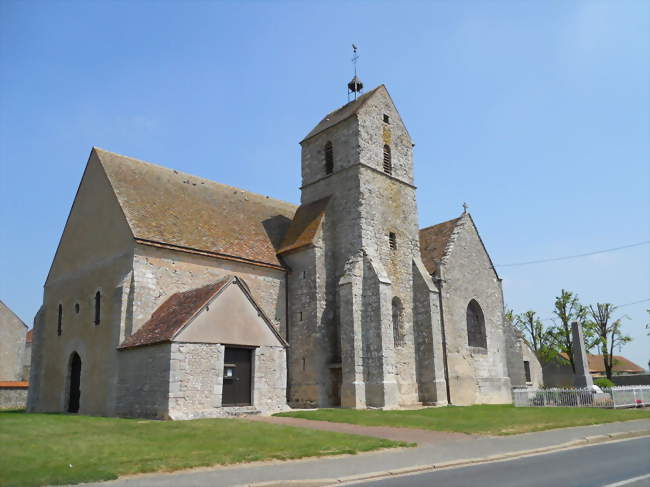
[28,84,521,419]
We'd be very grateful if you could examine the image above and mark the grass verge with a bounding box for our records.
[0,410,407,487]
[275,404,650,435]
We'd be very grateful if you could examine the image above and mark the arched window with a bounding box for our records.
[392,297,404,348]
[383,145,392,175]
[57,304,62,336]
[466,299,487,348]
[324,141,334,175]
[94,291,101,325]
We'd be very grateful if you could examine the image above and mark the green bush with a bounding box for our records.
[594,378,615,389]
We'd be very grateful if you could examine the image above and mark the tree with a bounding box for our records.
[514,310,555,363]
[549,289,592,373]
[588,303,632,380]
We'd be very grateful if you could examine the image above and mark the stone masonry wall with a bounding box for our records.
[441,215,512,405]
[284,244,330,407]
[168,343,223,420]
[31,252,133,415]
[0,303,28,381]
[131,245,287,337]
[168,342,287,419]
[0,386,28,409]
[116,343,171,419]
[504,323,526,388]
[252,345,287,412]
[412,259,448,405]
[521,341,544,388]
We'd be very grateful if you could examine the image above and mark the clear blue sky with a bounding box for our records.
[1,1,648,369]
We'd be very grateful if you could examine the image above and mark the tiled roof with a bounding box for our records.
[119,278,231,349]
[95,148,297,268]
[25,329,32,344]
[419,217,462,274]
[0,381,28,388]
[560,353,645,374]
[277,197,330,254]
[301,85,383,142]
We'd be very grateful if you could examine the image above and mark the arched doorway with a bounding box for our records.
[68,352,81,413]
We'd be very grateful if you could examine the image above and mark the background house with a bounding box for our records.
[543,353,648,387]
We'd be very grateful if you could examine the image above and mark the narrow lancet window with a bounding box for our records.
[94,291,101,325]
[324,141,334,175]
[383,144,392,175]
[389,232,397,251]
[57,304,62,336]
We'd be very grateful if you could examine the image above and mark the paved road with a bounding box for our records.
[347,437,650,487]
[81,420,650,487]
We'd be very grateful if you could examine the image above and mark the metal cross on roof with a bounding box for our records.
[463,202,469,214]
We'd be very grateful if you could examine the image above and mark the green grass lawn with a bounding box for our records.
[276,404,650,436]
[0,410,407,487]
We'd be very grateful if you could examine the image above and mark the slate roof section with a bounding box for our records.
[419,217,462,275]
[94,148,297,268]
[277,197,330,254]
[119,278,231,349]
[301,85,384,142]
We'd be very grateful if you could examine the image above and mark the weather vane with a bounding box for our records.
[347,44,363,102]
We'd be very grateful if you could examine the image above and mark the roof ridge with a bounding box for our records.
[93,147,297,210]
[419,215,463,232]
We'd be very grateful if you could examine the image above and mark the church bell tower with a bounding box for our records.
[282,72,447,409]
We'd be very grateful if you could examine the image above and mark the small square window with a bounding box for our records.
[383,114,390,124]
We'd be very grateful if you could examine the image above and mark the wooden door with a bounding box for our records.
[68,352,81,413]
[222,347,252,406]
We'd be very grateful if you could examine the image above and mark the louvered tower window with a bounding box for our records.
[389,232,397,250]
[383,144,392,175]
[324,141,334,175]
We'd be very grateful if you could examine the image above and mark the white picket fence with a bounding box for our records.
[513,386,650,409]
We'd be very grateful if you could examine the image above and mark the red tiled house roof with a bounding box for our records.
[119,278,231,349]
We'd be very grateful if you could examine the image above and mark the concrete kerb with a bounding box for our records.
[233,429,650,487]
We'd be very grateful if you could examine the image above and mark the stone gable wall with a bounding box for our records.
[441,216,512,405]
